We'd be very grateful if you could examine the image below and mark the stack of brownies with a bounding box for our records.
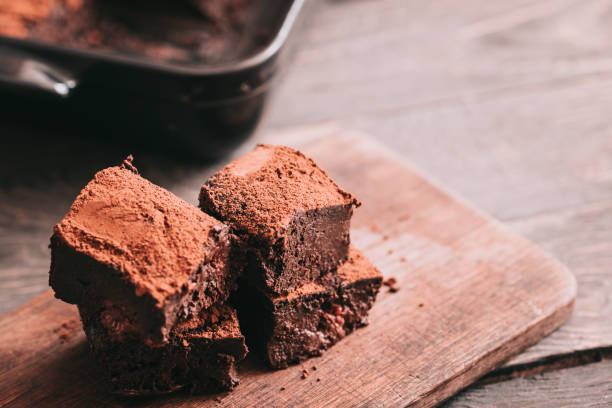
[48,145,382,395]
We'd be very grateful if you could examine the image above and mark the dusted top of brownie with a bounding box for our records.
[87,302,245,347]
[336,247,381,283]
[174,304,244,341]
[53,156,228,305]
[281,246,380,302]
[199,144,359,246]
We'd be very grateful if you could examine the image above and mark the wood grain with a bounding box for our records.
[0,132,575,407]
[2,0,611,402]
[444,358,612,407]
[503,200,612,367]
[259,0,612,377]
[266,0,612,224]
[1,1,611,371]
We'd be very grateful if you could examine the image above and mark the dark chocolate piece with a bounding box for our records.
[49,157,237,345]
[80,303,248,395]
[199,144,360,296]
[234,247,382,369]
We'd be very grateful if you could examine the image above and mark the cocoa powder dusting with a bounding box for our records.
[336,247,381,283]
[53,158,228,304]
[273,247,382,305]
[174,304,242,341]
[199,145,360,247]
[0,0,56,38]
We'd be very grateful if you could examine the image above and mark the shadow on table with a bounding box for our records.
[0,117,215,191]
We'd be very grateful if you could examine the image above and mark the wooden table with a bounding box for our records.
[1,0,611,406]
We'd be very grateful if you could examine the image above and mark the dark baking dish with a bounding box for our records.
[0,0,306,159]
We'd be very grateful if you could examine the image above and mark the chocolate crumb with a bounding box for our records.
[312,365,317,371]
[316,378,321,382]
[301,369,309,379]
[383,277,400,293]
[418,303,424,308]
[280,387,286,391]
[387,249,394,255]
[55,318,80,343]
[399,257,406,263]
[120,155,139,174]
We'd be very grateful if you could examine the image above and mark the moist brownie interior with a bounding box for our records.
[234,247,382,368]
[80,303,248,395]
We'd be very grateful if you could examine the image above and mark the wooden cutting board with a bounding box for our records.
[0,130,576,408]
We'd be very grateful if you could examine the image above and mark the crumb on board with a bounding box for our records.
[54,319,80,343]
[387,249,393,255]
[301,369,309,379]
[399,257,406,263]
[383,277,399,293]
[280,387,286,391]
[418,303,424,308]
[53,319,80,333]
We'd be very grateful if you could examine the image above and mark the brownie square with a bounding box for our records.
[80,303,248,395]
[199,144,360,296]
[234,247,382,369]
[49,157,237,344]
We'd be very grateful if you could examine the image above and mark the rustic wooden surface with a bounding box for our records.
[259,0,612,404]
[1,0,611,405]
[444,358,612,408]
[0,133,575,408]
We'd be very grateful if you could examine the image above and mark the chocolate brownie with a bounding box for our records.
[80,303,248,395]
[199,144,360,296]
[234,247,382,369]
[49,156,237,345]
